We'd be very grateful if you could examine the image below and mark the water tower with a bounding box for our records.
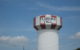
[34,14,62,50]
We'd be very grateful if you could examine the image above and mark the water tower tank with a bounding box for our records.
[34,14,62,50]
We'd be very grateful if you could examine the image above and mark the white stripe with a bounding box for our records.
[55,16,61,30]
[57,16,61,26]
[40,17,45,24]
[45,15,51,29]
[36,16,41,30]
[51,16,56,24]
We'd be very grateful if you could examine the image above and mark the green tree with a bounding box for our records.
[76,48,80,50]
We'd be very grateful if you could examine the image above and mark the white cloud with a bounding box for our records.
[37,2,80,11]
[0,36,29,46]
[70,32,80,39]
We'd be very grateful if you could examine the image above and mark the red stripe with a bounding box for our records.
[34,17,38,30]
[51,16,57,29]
[51,24,56,29]
[52,16,56,18]
[40,16,46,29]
[60,17,62,26]
[40,24,45,29]
[34,17,36,26]
[40,16,45,18]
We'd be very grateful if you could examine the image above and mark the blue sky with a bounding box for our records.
[0,0,80,50]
